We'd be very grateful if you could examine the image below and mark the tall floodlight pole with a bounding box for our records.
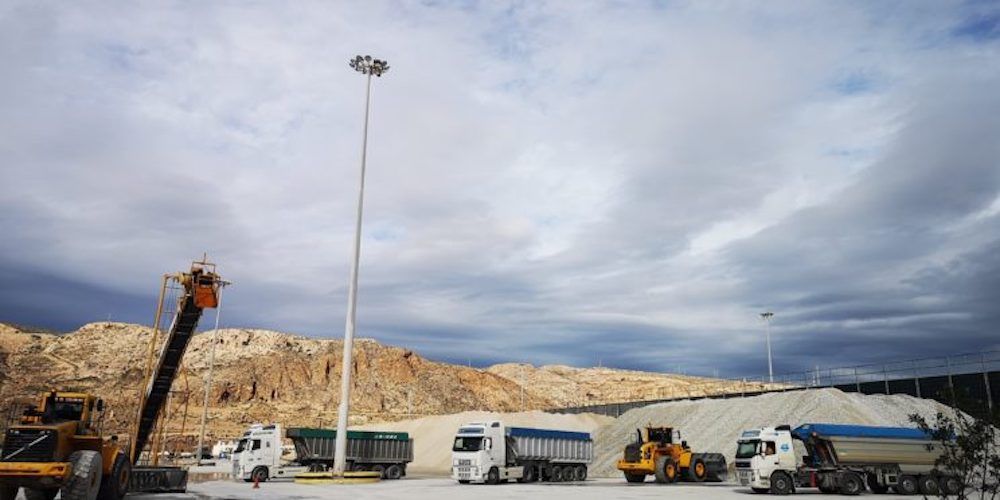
[760,312,775,383]
[333,54,389,476]
[195,289,224,466]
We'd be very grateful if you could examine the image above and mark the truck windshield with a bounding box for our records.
[234,439,248,453]
[453,437,483,452]
[736,440,760,459]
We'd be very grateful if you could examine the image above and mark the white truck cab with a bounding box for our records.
[232,424,305,482]
[735,427,798,491]
[451,421,524,484]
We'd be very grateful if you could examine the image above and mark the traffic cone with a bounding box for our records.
[253,477,260,489]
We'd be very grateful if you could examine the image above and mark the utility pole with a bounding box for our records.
[333,54,389,476]
[760,312,775,383]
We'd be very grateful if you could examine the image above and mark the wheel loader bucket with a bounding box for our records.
[129,466,188,493]
[701,453,728,482]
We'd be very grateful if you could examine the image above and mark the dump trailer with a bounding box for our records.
[451,420,592,484]
[616,426,727,484]
[735,424,960,496]
[231,425,413,481]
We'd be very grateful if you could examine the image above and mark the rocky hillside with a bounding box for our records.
[0,322,765,448]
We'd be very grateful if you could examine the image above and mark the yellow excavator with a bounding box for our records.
[0,259,225,500]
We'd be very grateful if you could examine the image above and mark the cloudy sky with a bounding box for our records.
[1,1,998,379]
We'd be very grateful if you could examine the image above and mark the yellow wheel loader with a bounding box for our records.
[616,426,727,484]
[0,391,131,500]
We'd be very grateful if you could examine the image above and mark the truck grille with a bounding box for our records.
[623,443,641,462]
[2,429,56,462]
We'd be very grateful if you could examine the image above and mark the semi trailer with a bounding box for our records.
[451,420,592,484]
[232,424,413,482]
[735,423,960,496]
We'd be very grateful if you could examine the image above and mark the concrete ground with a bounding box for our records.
[125,477,922,499]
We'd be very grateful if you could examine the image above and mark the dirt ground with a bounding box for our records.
[123,477,922,499]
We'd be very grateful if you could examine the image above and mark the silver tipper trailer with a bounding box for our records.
[451,420,593,484]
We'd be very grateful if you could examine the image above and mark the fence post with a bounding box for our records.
[982,353,993,414]
[854,367,861,393]
[883,365,890,395]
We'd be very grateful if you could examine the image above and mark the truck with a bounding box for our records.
[734,423,961,496]
[451,420,592,484]
[616,426,727,484]
[232,424,413,482]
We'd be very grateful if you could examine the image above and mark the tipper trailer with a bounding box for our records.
[735,423,960,496]
[232,424,413,482]
[451,420,592,484]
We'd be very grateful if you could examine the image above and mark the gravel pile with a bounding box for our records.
[589,388,950,477]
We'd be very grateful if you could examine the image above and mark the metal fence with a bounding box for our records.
[549,350,1000,419]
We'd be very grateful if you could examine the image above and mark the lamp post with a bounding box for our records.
[333,54,389,476]
[760,312,774,383]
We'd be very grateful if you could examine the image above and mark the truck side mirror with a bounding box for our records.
[484,438,492,450]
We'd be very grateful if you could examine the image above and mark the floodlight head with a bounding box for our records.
[349,54,390,77]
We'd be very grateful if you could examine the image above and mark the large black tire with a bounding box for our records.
[250,466,268,483]
[97,452,130,500]
[550,466,563,482]
[523,465,537,483]
[575,465,587,482]
[653,456,678,484]
[685,457,707,482]
[918,475,940,496]
[624,472,645,483]
[24,489,58,500]
[838,471,864,496]
[487,467,500,485]
[894,475,919,495]
[818,483,837,494]
[385,464,403,480]
[769,471,794,495]
[61,450,103,500]
[941,476,963,495]
[0,485,19,500]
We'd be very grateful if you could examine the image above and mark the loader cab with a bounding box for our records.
[23,392,101,434]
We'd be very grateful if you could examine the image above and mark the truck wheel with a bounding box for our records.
[917,476,940,496]
[550,466,563,482]
[865,473,889,494]
[251,466,269,483]
[521,465,537,483]
[941,476,962,495]
[624,472,645,483]
[385,465,403,480]
[97,452,131,500]
[894,475,918,495]
[62,450,103,500]
[24,489,58,500]
[653,456,678,484]
[0,485,18,500]
[686,458,707,482]
[838,471,864,496]
[769,471,794,495]
[487,467,500,485]
[575,465,587,481]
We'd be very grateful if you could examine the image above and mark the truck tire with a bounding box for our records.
[917,476,940,496]
[769,471,793,495]
[575,465,587,481]
[685,457,707,482]
[941,476,962,495]
[624,472,645,483]
[550,466,563,482]
[24,489,58,500]
[0,485,17,500]
[521,465,537,483]
[385,464,403,480]
[487,467,500,485]
[61,450,103,500]
[838,471,864,496]
[894,475,918,495]
[97,452,131,500]
[653,456,678,484]
[251,466,269,483]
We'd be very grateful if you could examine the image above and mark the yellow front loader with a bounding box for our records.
[616,426,727,484]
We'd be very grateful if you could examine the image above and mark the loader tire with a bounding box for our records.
[0,485,19,500]
[653,456,678,483]
[61,450,103,500]
[24,489,58,500]
[685,457,707,482]
[97,452,131,500]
